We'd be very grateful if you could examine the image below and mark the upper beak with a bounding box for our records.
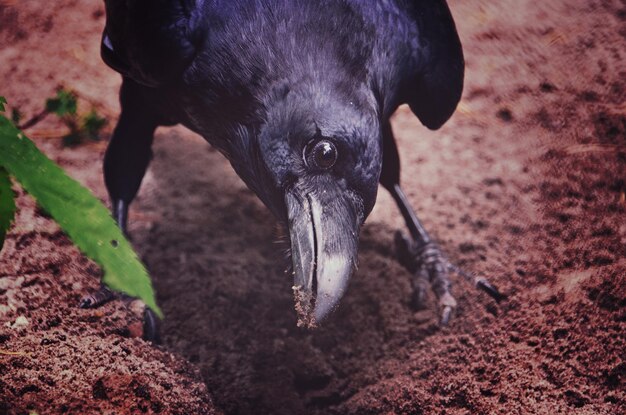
[286,185,360,327]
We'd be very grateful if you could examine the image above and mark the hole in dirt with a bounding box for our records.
[134,135,437,414]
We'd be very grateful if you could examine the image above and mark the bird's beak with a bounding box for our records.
[285,187,360,327]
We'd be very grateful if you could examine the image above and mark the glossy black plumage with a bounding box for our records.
[100,0,466,325]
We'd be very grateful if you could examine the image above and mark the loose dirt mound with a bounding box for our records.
[1,0,624,414]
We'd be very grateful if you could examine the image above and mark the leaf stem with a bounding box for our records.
[17,109,49,130]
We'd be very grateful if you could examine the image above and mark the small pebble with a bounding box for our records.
[12,316,29,329]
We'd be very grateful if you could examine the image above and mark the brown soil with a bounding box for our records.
[1,0,625,414]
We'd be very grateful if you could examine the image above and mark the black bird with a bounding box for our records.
[83,0,502,337]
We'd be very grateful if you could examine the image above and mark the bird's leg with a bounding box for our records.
[78,198,160,342]
[379,122,503,325]
[78,285,115,309]
[112,199,129,237]
[78,78,161,342]
[78,200,129,309]
[389,184,457,324]
[78,200,130,308]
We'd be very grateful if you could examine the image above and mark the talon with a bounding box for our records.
[143,308,161,344]
[79,297,93,309]
[476,278,505,303]
[448,264,505,303]
[440,305,453,326]
[79,286,114,309]
[438,292,457,326]
[128,300,162,343]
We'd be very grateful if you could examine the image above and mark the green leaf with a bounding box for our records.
[0,166,16,251]
[0,114,162,317]
[81,109,107,141]
[0,96,6,112]
[45,89,77,117]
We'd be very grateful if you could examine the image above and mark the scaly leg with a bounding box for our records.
[379,122,503,325]
[79,78,163,342]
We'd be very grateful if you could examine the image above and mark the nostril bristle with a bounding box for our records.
[272,223,293,274]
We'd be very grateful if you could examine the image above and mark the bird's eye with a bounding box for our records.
[304,140,338,170]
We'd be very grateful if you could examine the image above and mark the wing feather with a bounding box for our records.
[102,0,205,86]
[395,0,464,129]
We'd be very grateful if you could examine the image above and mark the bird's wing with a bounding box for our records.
[392,0,464,130]
[101,0,206,86]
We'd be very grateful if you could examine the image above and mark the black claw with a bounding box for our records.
[79,286,114,309]
[476,279,505,303]
[448,264,505,304]
[440,306,453,326]
[143,308,161,344]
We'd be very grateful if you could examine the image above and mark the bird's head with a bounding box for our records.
[227,82,381,326]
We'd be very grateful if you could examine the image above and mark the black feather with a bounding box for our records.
[102,0,464,221]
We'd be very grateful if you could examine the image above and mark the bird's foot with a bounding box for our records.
[395,231,503,325]
[79,284,161,343]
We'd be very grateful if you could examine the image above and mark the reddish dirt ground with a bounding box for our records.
[1,0,625,414]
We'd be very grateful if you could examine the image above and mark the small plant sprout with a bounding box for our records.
[0,95,161,317]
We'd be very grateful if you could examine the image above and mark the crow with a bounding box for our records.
[83,0,502,339]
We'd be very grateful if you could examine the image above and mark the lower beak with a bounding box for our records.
[286,188,360,327]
